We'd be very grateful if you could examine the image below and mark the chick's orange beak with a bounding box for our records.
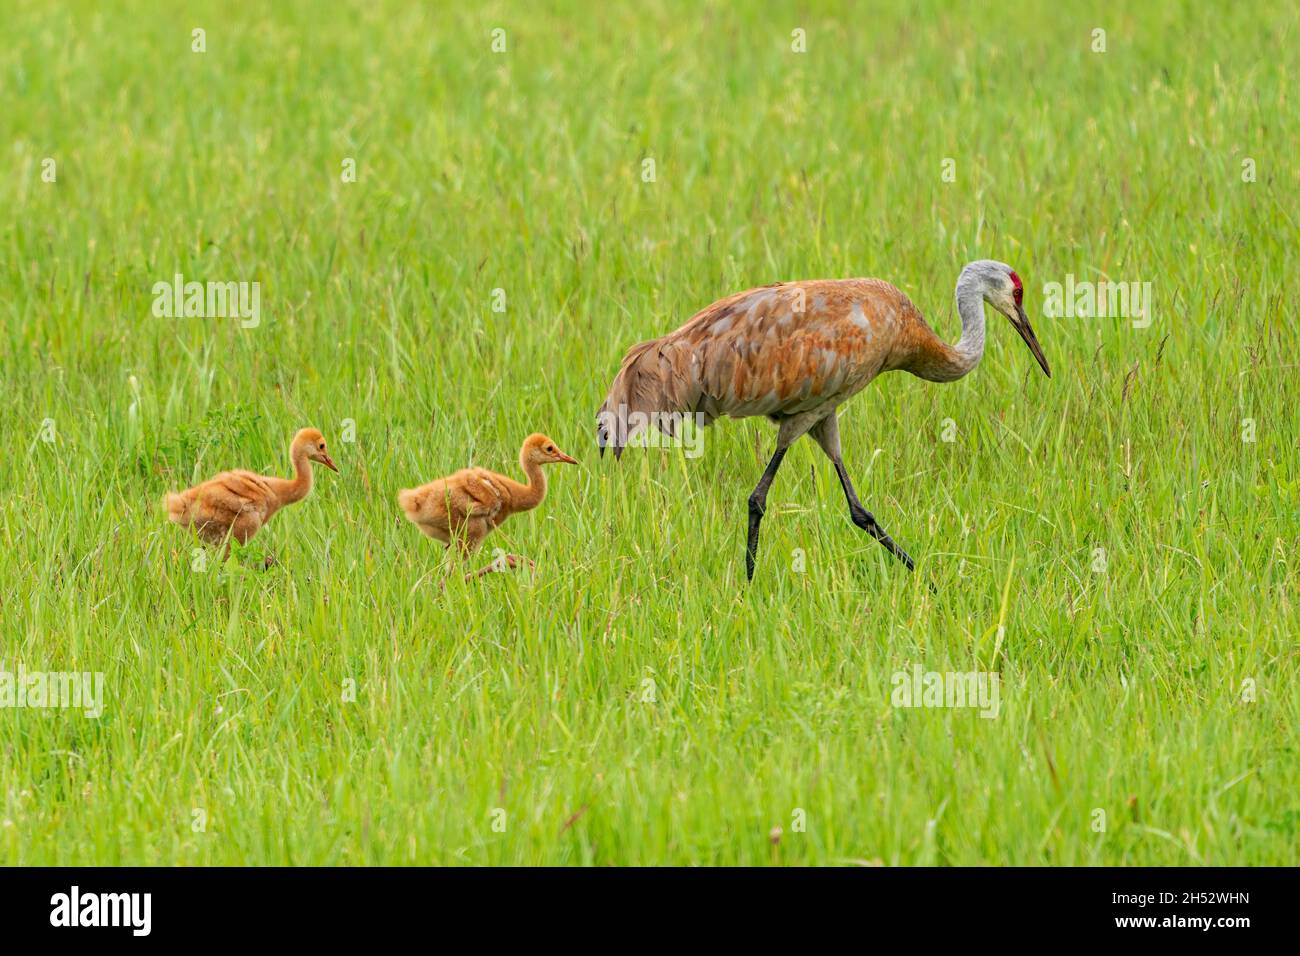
[554,450,578,464]
[319,452,339,472]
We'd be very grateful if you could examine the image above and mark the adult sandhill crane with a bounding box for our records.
[597,260,1050,580]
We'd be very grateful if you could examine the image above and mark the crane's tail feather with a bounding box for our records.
[597,338,704,460]
[164,491,192,526]
[396,488,421,518]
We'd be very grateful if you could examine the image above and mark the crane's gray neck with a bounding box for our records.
[913,265,986,382]
[904,259,1007,383]
[951,267,987,374]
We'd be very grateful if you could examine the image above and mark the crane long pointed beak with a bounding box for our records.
[1013,305,1051,378]
[320,453,339,472]
[555,451,578,464]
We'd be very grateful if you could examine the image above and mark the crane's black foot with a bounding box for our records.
[745,497,765,582]
[851,509,915,571]
[888,540,916,572]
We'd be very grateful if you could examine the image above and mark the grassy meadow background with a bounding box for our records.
[1,0,1297,865]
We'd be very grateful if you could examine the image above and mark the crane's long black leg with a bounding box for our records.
[745,446,788,581]
[831,460,915,571]
[810,413,915,572]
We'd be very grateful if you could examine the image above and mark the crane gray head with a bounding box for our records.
[960,259,1051,377]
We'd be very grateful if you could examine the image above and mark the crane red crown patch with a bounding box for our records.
[1008,270,1022,290]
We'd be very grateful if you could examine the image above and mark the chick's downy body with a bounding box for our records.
[165,427,338,554]
[398,433,576,558]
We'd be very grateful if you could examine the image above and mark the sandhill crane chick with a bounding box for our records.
[165,427,339,558]
[398,433,577,579]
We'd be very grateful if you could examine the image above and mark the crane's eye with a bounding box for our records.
[319,443,325,450]
[1013,287,1023,304]
[546,446,555,453]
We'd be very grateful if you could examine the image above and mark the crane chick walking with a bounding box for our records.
[597,260,1050,580]
[165,427,339,559]
[398,433,577,580]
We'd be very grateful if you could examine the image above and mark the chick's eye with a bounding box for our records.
[319,443,325,450]
[546,446,554,453]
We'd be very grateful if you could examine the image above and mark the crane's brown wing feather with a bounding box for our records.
[186,470,274,527]
[456,470,506,521]
[599,279,921,449]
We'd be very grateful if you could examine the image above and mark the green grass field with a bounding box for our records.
[2,0,1297,865]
